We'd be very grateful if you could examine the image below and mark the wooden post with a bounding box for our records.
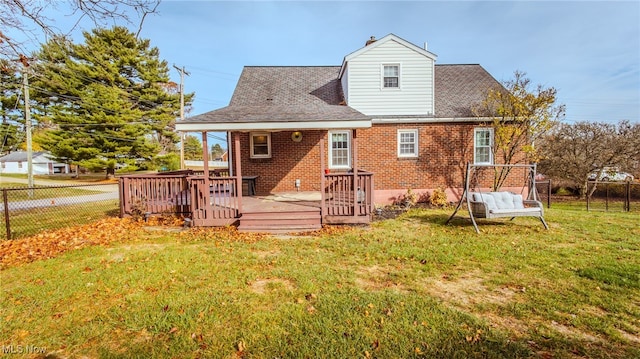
[234,132,243,214]
[320,135,326,216]
[202,131,211,221]
[352,129,358,217]
[119,177,127,217]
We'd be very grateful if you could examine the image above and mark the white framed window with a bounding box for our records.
[474,128,494,164]
[17,161,22,169]
[397,129,419,158]
[382,64,400,89]
[329,130,350,169]
[250,132,271,159]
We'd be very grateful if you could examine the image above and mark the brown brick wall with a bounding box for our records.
[234,124,528,201]
[234,131,326,194]
[357,123,475,191]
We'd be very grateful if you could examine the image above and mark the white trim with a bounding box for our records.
[250,132,271,159]
[176,120,371,132]
[372,117,493,124]
[474,127,494,165]
[328,130,351,169]
[397,129,419,158]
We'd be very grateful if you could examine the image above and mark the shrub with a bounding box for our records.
[429,187,449,208]
[394,188,418,208]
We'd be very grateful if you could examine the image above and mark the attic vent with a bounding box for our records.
[365,36,376,46]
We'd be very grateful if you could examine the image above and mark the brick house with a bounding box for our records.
[176,34,502,204]
[118,34,508,229]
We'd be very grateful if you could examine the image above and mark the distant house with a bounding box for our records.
[0,151,70,175]
[184,160,229,171]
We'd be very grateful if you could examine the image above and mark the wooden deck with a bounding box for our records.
[238,192,322,233]
[119,171,373,232]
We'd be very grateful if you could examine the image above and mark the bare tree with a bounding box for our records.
[474,71,565,190]
[1,0,160,60]
[538,120,640,196]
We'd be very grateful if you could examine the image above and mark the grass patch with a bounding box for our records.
[0,173,117,182]
[576,264,640,289]
[0,184,104,202]
[1,208,639,358]
[1,200,119,239]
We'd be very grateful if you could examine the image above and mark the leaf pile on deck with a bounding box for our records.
[0,218,142,269]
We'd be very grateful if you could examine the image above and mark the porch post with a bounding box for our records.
[320,137,326,216]
[234,132,243,214]
[352,129,358,217]
[202,131,210,176]
[202,131,212,220]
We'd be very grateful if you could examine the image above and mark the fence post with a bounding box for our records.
[3,189,10,240]
[545,180,551,208]
[626,181,631,212]
[586,181,590,212]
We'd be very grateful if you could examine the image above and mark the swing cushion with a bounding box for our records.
[471,192,530,214]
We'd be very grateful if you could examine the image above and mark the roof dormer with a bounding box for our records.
[339,34,438,116]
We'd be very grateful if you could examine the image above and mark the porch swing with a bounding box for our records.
[446,163,549,233]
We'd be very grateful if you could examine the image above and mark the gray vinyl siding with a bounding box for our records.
[345,40,434,116]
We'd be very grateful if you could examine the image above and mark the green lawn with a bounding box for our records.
[1,208,638,358]
[0,183,104,203]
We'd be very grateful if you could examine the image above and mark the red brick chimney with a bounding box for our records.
[365,36,376,46]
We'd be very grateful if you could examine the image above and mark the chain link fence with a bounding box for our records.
[1,183,120,240]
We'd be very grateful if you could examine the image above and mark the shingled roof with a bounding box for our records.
[434,64,502,118]
[182,66,370,130]
[180,64,501,130]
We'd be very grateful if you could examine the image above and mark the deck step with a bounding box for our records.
[238,209,321,233]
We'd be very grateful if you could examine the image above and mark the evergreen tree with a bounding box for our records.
[183,135,203,161]
[32,27,192,177]
[0,60,23,153]
[210,143,225,159]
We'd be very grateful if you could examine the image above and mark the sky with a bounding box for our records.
[10,1,640,128]
[135,0,640,125]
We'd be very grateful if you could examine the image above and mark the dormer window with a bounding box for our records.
[383,64,400,88]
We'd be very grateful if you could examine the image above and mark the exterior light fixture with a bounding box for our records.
[291,131,303,142]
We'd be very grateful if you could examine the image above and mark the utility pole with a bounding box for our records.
[173,64,190,170]
[21,63,34,196]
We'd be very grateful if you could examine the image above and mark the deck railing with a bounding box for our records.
[119,172,240,225]
[187,176,239,225]
[324,171,373,217]
[192,169,230,177]
[119,173,191,216]
[120,169,374,225]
